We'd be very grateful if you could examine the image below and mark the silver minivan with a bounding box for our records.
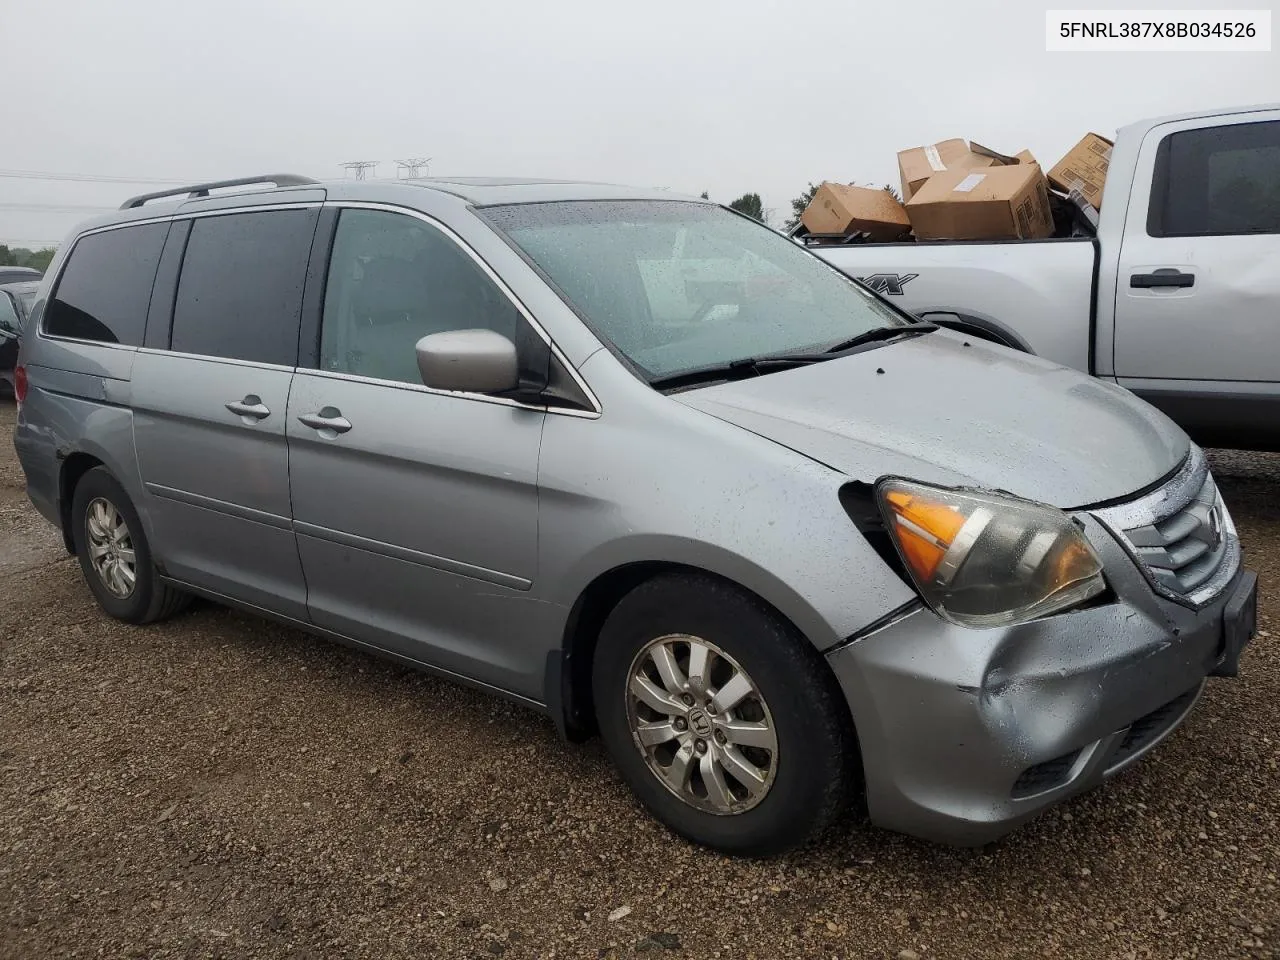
[13,174,1257,855]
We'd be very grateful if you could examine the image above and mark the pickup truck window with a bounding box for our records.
[483,200,906,380]
[1148,119,1280,237]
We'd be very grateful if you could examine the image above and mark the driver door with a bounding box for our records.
[287,206,548,698]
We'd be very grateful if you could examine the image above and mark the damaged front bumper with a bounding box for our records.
[827,512,1256,847]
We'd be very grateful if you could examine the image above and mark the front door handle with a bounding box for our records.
[1130,269,1195,289]
[225,395,271,421]
[297,407,352,436]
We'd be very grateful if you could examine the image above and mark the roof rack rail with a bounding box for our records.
[120,174,321,210]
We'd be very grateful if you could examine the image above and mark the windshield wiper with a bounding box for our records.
[823,320,937,354]
[648,321,939,392]
[649,355,819,391]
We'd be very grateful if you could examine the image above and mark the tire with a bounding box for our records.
[70,467,190,624]
[593,573,856,857]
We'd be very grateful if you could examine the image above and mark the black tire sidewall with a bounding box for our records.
[71,468,158,623]
[593,575,852,856]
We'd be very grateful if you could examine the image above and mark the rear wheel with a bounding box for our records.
[71,467,189,623]
[593,573,856,856]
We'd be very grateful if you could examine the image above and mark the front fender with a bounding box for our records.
[536,404,918,651]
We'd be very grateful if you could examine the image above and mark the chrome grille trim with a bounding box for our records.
[1091,445,1240,609]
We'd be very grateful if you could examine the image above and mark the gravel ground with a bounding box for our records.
[2,397,1277,960]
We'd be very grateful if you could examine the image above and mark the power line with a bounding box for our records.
[0,168,196,185]
[0,202,115,213]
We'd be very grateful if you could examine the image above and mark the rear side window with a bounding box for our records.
[170,209,317,366]
[44,223,167,344]
[1148,120,1280,237]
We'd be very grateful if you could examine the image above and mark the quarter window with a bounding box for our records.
[319,209,523,386]
[170,209,318,365]
[44,222,167,345]
[1149,120,1280,237]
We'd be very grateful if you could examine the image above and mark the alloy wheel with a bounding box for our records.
[625,634,778,815]
[85,497,137,599]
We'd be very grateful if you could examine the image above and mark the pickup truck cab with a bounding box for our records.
[808,104,1280,450]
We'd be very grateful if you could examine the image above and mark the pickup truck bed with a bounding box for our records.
[808,102,1280,451]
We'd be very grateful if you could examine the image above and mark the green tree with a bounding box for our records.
[728,192,765,222]
[0,246,56,272]
[699,190,710,200]
[786,183,820,230]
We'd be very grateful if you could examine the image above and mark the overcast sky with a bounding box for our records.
[2,0,1276,245]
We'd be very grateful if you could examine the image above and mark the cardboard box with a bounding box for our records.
[800,182,911,240]
[970,142,1021,166]
[1015,149,1037,165]
[1048,133,1113,210]
[897,139,997,200]
[905,165,1054,241]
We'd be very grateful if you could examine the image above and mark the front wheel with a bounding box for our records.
[593,573,857,856]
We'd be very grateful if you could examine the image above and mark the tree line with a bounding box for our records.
[702,184,901,231]
[0,245,56,273]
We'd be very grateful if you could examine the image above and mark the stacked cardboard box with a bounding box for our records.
[800,134,1110,243]
[1047,133,1113,211]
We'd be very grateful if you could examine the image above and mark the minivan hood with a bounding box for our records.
[675,333,1189,508]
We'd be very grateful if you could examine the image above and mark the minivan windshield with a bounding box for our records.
[482,200,912,382]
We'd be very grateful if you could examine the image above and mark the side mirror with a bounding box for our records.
[415,329,520,394]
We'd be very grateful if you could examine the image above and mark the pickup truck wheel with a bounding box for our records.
[71,467,190,624]
[593,573,856,857]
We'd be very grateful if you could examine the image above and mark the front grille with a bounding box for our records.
[1124,477,1228,595]
[1011,749,1081,799]
[1093,446,1239,607]
[1105,686,1200,771]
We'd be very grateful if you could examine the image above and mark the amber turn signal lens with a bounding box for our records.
[882,489,967,580]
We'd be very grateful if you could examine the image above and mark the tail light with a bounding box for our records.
[14,364,27,405]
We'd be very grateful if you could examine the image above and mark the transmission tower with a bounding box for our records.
[395,158,432,179]
[340,161,379,180]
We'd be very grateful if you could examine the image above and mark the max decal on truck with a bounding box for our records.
[859,273,918,296]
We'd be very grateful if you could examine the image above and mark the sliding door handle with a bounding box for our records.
[298,408,352,435]
[225,396,271,421]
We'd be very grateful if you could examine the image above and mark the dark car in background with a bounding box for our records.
[1,281,39,395]
[0,266,43,285]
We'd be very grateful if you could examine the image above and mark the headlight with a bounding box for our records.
[876,479,1105,628]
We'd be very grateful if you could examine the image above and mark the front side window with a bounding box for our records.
[43,223,167,345]
[13,285,37,322]
[170,209,318,366]
[0,293,19,333]
[319,208,523,386]
[480,200,907,380]
[1149,120,1280,237]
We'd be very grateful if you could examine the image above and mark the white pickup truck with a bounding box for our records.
[808,103,1280,450]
